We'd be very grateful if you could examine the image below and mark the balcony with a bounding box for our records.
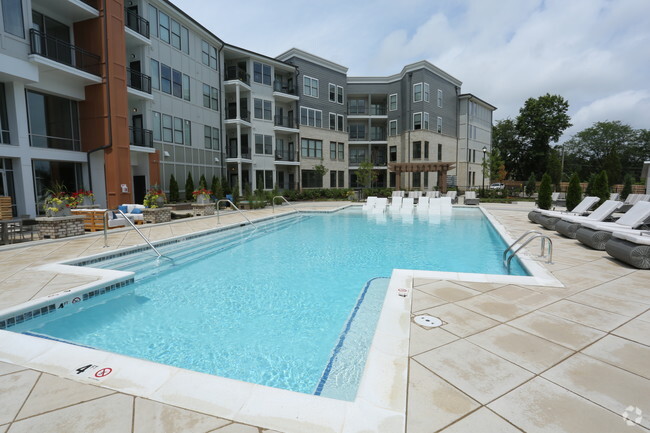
[369,105,387,116]
[273,79,299,102]
[349,134,368,142]
[226,107,251,123]
[29,29,101,78]
[274,149,300,165]
[127,68,152,94]
[226,143,251,160]
[124,7,150,39]
[273,115,298,132]
[129,127,153,148]
[31,0,98,21]
[370,131,387,141]
[225,68,250,85]
[349,157,387,167]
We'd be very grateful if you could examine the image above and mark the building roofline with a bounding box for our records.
[347,60,462,87]
[276,48,348,74]
[161,0,224,46]
[223,43,296,71]
[459,93,497,111]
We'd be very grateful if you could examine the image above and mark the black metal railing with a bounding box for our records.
[226,106,250,122]
[370,105,387,115]
[225,68,250,85]
[370,132,387,141]
[129,127,153,148]
[29,29,101,76]
[274,115,298,129]
[127,68,152,94]
[124,8,150,39]
[349,158,386,167]
[349,134,368,141]
[273,79,295,95]
[226,144,251,159]
[275,150,299,162]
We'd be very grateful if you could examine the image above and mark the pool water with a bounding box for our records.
[20,207,527,400]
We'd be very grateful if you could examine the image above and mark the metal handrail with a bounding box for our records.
[503,230,544,262]
[216,199,257,230]
[505,234,553,270]
[102,210,163,260]
[272,196,300,214]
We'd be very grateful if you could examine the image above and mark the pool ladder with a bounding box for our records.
[503,230,553,270]
[272,196,300,214]
[216,199,257,230]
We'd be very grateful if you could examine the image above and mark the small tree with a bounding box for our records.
[566,172,582,211]
[199,174,207,189]
[546,149,562,190]
[211,176,224,199]
[355,161,378,199]
[592,170,609,206]
[621,174,633,200]
[221,177,232,196]
[185,172,195,201]
[585,173,597,196]
[168,174,179,203]
[537,173,553,209]
[313,159,329,186]
[525,173,537,197]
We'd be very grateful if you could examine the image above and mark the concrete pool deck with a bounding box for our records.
[0,201,648,432]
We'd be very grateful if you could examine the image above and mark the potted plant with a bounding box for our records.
[42,183,76,216]
[143,185,166,208]
[71,189,95,208]
[192,188,213,204]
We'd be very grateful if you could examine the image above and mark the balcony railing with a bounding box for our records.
[226,144,251,159]
[349,134,368,141]
[275,150,299,162]
[127,68,152,94]
[370,132,387,141]
[29,29,101,76]
[273,80,295,95]
[129,127,153,148]
[349,158,387,167]
[348,107,367,115]
[370,105,387,115]
[226,107,250,122]
[225,68,250,85]
[124,8,150,39]
[274,115,298,129]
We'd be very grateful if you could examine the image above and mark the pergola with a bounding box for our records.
[388,162,456,193]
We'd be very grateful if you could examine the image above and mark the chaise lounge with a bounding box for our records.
[574,201,650,250]
[529,196,599,226]
[605,231,650,269]
[554,200,622,239]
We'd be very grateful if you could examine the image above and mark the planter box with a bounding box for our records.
[192,203,215,217]
[142,207,172,224]
[36,216,85,239]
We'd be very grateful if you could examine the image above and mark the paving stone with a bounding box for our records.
[0,370,40,425]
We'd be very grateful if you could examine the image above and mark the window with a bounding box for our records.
[212,127,220,150]
[437,116,442,133]
[438,143,442,161]
[337,86,344,104]
[349,124,366,140]
[413,83,422,102]
[349,147,366,164]
[254,134,272,155]
[299,107,322,127]
[303,76,319,97]
[152,112,161,141]
[424,172,429,188]
[389,146,397,162]
[348,99,366,115]
[211,87,218,110]
[201,40,209,66]
[337,114,344,132]
[254,99,272,120]
[329,113,336,130]
[413,112,422,130]
[300,138,322,158]
[437,89,443,108]
[265,170,273,189]
[413,172,421,188]
[424,141,429,159]
[172,69,182,98]
[338,142,344,160]
[202,84,210,108]
[424,112,430,130]
[330,141,336,160]
[171,19,181,49]
[159,11,170,43]
[26,90,80,151]
[424,83,430,102]
[181,26,189,54]
[150,59,159,90]
[209,46,217,70]
[329,83,336,102]
[253,62,271,85]
[173,117,183,144]
[182,74,190,100]
[389,119,397,136]
[162,114,173,142]
[148,5,158,38]
[183,120,191,145]
[389,93,397,111]
[2,0,24,38]
[160,64,171,94]
[330,171,337,187]
[301,170,323,188]
[338,170,344,187]
[204,125,212,149]
[413,141,422,159]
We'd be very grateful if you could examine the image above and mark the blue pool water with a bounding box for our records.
[19,207,527,400]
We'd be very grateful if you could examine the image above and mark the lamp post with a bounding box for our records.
[482,146,487,193]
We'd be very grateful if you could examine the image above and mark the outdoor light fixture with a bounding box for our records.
[163,151,170,157]
[214,157,219,162]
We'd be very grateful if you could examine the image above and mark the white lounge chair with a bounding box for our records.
[440,197,453,214]
[575,201,650,250]
[428,198,441,214]
[401,197,414,214]
[362,196,378,212]
[392,190,405,198]
[445,191,457,204]
[408,191,422,199]
[618,194,650,213]
[416,196,430,214]
[389,196,403,213]
[370,197,388,214]
[609,193,620,201]
[606,231,650,269]
[529,196,599,225]
[464,191,479,205]
[425,190,440,198]
[554,200,623,238]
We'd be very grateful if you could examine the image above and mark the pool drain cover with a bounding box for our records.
[414,315,443,328]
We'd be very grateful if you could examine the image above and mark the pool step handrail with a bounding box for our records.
[216,199,257,230]
[272,196,300,214]
[114,209,167,260]
[504,232,553,270]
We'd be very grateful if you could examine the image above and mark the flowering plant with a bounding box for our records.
[43,191,76,216]
[143,185,166,208]
[192,188,212,198]
[70,189,94,207]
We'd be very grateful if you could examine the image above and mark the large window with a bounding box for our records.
[203,84,218,110]
[162,114,173,142]
[33,160,82,214]
[173,117,183,144]
[255,134,272,155]
[159,11,170,43]
[253,62,271,85]
[0,83,9,144]
[330,141,336,160]
[329,83,336,102]
[303,76,319,97]
[338,143,344,160]
[301,170,323,188]
[349,147,366,164]
[160,64,171,94]
[300,107,322,127]
[254,99,272,120]
[348,99,366,115]
[201,40,217,69]
[389,93,397,111]
[389,146,397,162]
[181,27,189,54]
[349,124,366,140]
[202,126,220,150]
[2,0,24,38]
[337,114,344,132]
[150,59,160,90]
[26,90,80,151]
[152,111,161,141]
[148,5,158,38]
[413,112,422,130]
[413,141,422,159]
[300,138,322,158]
[170,19,181,49]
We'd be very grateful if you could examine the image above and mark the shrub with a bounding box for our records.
[585,173,597,196]
[537,173,553,209]
[199,174,207,189]
[566,173,582,211]
[185,172,195,201]
[621,174,633,200]
[525,173,537,197]
[592,170,610,206]
[168,174,179,203]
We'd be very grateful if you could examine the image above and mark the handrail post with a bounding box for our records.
[272,195,300,215]
[103,210,109,247]
[216,199,257,230]
[116,209,162,258]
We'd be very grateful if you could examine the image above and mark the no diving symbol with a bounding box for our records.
[72,297,81,303]
[94,368,112,378]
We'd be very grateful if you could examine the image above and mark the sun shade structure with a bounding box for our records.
[388,162,456,192]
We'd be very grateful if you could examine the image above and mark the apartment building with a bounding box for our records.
[0,0,494,217]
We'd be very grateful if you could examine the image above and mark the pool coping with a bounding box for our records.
[0,204,561,433]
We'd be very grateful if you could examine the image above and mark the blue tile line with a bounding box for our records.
[22,331,96,349]
[313,276,386,396]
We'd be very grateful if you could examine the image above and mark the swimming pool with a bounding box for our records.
[5,207,528,401]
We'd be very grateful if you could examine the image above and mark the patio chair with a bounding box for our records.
[370,197,388,214]
[554,200,623,238]
[464,191,479,205]
[425,190,440,198]
[392,190,405,198]
[617,194,650,213]
[528,196,599,225]
[605,231,650,269]
[551,192,566,208]
[389,196,403,213]
[362,196,378,212]
[401,197,415,214]
[445,191,457,204]
[609,192,621,201]
[416,196,430,214]
[575,201,650,250]
[440,197,453,215]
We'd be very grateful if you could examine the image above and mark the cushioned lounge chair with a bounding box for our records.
[528,196,599,225]
[618,194,650,213]
[464,191,479,205]
[389,196,402,213]
[445,191,457,204]
[362,196,378,212]
[401,197,414,214]
[575,201,650,250]
[554,200,623,238]
[370,197,387,214]
[416,196,430,214]
[605,231,650,269]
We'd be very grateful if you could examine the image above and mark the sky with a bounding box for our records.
[176,0,650,144]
